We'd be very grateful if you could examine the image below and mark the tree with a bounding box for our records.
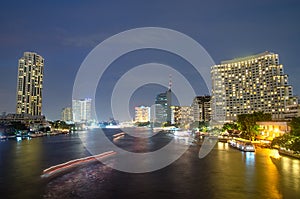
[162,121,172,127]
[271,117,300,153]
[10,121,28,131]
[222,123,239,132]
[290,117,300,136]
[198,121,209,132]
[208,127,221,135]
[252,111,272,122]
[191,121,209,131]
[271,134,290,148]
[136,121,150,127]
[52,120,71,130]
[291,137,300,153]
[237,111,271,140]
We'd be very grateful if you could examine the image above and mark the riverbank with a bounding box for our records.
[29,130,70,138]
[0,129,71,140]
[278,148,300,159]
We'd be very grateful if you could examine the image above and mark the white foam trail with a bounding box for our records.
[41,151,116,178]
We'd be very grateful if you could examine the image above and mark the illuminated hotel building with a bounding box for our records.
[134,106,150,123]
[211,51,297,123]
[72,98,92,123]
[16,52,44,116]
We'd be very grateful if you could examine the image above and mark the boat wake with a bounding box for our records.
[41,151,116,178]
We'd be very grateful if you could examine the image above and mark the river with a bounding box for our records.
[0,128,299,199]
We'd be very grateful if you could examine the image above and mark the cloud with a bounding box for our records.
[62,33,109,48]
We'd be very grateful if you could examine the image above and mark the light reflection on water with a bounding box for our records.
[245,151,255,166]
[257,148,281,199]
[43,135,300,199]
[0,130,300,199]
[214,143,299,199]
[281,154,300,193]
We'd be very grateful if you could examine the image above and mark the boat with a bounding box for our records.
[239,142,255,152]
[228,138,255,152]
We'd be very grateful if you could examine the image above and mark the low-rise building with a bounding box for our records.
[284,103,300,120]
[0,113,45,124]
[256,121,290,141]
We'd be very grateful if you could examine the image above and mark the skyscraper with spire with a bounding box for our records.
[166,74,172,123]
[16,52,44,116]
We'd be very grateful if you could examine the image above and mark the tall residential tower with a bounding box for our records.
[72,98,92,123]
[16,52,44,116]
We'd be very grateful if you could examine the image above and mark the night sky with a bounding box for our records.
[0,0,300,121]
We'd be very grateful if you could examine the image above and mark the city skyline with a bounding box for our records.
[1,1,300,121]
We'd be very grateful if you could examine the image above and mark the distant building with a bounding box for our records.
[134,106,150,123]
[150,104,165,126]
[72,98,92,123]
[155,92,167,123]
[16,52,44,116]
[192,96,211,122]
[155,89,172,124]
[172,106,193,129]
[61,107,73,122]
[211,51,297,123]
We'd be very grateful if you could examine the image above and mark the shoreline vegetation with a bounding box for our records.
[28,129,70,138]
[278,148,300,159]
[0,120,74,140]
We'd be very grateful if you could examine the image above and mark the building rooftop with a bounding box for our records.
[220,51,275,64]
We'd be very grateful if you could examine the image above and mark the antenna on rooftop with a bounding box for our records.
[169,74,172,91]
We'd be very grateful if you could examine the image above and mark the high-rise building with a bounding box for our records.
[72,98,92,123]
[155,92,167,123]
[134,106,150,123]
[171,106,193,129]
[192,96,212,122]
[155,89,172,124]
[61,107,73,122]
[16,52,44,115]
[211,51,297,123]
[150,104,165,126]
[166,89,172,123]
